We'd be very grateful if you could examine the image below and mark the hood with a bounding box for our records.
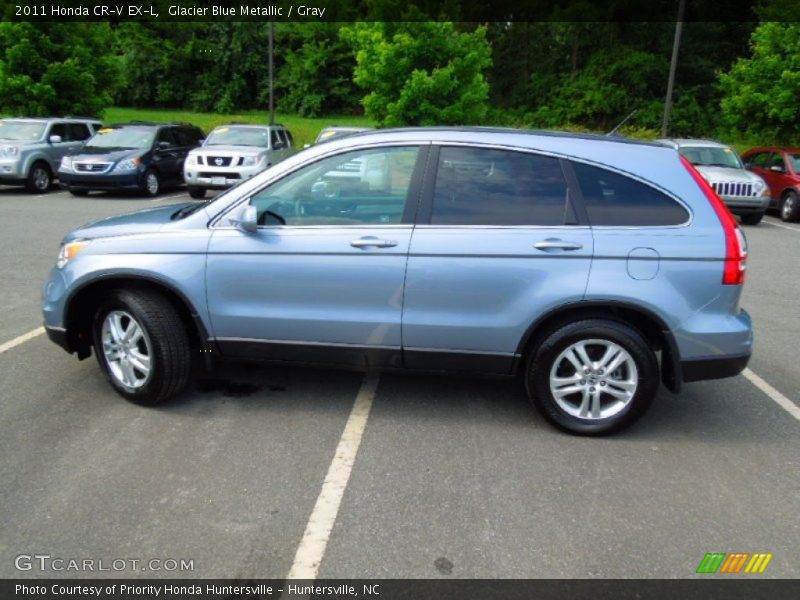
[193,144,266,155]
[70,147,146,162]
[64,203,192,242]
[695,165,762,184]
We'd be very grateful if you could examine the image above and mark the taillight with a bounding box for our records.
[680,155,747,285]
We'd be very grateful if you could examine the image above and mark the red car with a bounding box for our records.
[742,147,800,222]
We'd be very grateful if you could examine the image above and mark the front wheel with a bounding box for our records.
[188,186,206,199]
[780,191,800,222]
[525,319,659,435]
[93,290,191,405]
[141,169,160,197]
[25,162,52,193]
[740,212,764,225]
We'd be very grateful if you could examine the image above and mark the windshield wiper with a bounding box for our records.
[171,202,207,220]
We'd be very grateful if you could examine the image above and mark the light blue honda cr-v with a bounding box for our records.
[42,128,753,434]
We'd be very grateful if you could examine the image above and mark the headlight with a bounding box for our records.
[56,240,90,269]
[113,157,141,172]
[242,156,258,167]
[0,145,19,158]
[60,156,73,171]
[186,155,197,166]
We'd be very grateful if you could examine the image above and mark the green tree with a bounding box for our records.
[0,22,120,117]
[719,22,800,143]
[341,22,491,126]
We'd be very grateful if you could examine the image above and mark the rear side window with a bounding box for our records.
[431,147,570,226]
[572,162,689,226]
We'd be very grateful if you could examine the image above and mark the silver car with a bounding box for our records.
[657,138,770,225]
[183,124,293,198]
[0,117,103,192]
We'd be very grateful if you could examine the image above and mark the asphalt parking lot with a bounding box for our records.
[0,184,798,580]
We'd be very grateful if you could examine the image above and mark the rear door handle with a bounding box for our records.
[350,237,398,249]
[533,239,583,251]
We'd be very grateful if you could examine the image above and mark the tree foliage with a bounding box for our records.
[719,22,800,143]
[0,22,120,117]
[341,22,491,126]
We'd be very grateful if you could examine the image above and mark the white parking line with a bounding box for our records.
[763,219,800,232]
[0,327,45,354]
[285,372,380,581]
[742,368,800,422]
[151,192,190,202]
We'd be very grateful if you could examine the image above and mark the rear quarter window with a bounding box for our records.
[572,162,689,226]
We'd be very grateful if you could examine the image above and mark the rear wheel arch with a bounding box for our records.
[516,301,681,392]
[64,276,208,359]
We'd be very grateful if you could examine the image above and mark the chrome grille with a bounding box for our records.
[712,182,754,197]
[74,162,111,173]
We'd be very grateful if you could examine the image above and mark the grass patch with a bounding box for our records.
[104,107,374,148]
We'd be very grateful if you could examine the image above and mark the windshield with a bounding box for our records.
[679,146,743,169]
[206,127,269,147]
[0,121,46,141]
[85,128,155,150]
[316,129,364,144]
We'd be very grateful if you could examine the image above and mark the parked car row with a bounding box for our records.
[0,117,298,197]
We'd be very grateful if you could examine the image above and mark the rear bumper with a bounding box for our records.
[681,352,750,382]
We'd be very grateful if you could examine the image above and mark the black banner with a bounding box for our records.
[3,579,800,600]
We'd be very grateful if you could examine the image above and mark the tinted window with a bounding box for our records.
[746,152,771,169]
[284,129,294,146]
[68,123,91,141]
[768,154,787,172]
[431,147,569,226]
[156,128,178,147]
[573,162,689,226]
[247,146,419,226]
[175,127,202,146]
[49,123,68,140]
[270,129,284,149]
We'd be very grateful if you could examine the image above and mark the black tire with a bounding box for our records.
[188,186,206,199]
[25,161,52,193]
[141,169,160,197]
[92,289,191,405]
[780,191,800,222]
[740,212,764,225]
[525,319,659,435]
[69,188,89,197]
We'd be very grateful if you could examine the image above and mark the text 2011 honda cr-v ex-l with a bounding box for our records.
[41,128,753,435]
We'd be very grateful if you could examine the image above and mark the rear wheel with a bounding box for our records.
[92,290,191,405]
[188,186,206,199]
[780,191,800,222]
[740,212,764,225]
[25,162,52,193]
[525,319,659,435]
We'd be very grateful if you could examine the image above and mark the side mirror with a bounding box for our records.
[157,141,171,150]
[769,165,785,173]
[49,135,62,144]
[231,204,258,233]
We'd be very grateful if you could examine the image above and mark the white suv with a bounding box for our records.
[184,124,293,198]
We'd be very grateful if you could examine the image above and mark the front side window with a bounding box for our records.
[573,162,689,226]
[68,123,91,141]
[430,147,570,226]
[247,146,420,226]
[49,123,68,140]
[746,152,771,169]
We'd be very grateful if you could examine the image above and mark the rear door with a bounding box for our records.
[206,144,427,366]
[402,145,594,373]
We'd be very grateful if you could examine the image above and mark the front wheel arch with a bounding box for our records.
[64,276,208,359]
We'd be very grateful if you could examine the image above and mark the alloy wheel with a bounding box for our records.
[101,310,153,391]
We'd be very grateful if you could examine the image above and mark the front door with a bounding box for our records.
[206,144,427,367]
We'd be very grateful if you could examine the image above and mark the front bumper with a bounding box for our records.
[59,170,141,191]
[0,158,25,182]
[184,165,264,189]
[722,195,770,214]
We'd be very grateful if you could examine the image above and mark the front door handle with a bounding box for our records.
[533,239,583,251]
[351,237,398,249]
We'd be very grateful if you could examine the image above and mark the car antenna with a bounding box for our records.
[607,109,638,137]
